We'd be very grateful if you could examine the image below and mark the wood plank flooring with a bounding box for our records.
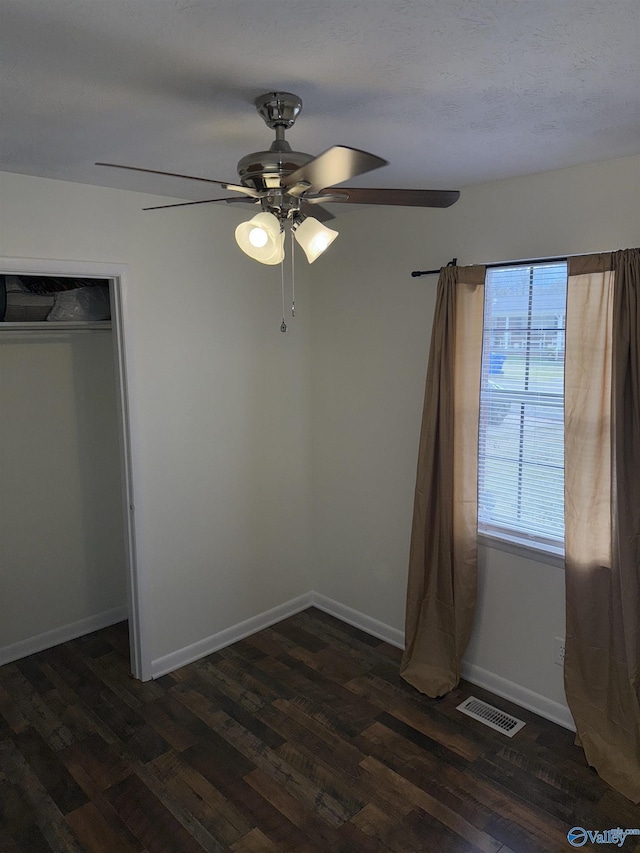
[1,608,638,852]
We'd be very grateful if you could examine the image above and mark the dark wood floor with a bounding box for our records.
[1,609,638,852]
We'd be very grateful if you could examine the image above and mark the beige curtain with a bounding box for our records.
[401,265,485,697]
[564,249,640,803]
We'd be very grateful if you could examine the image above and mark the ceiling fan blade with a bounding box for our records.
[282,146,387,194]
[299,201,335,223]
[142,197,257,211]
[318,187,460,208]
[303,193,348,205]
[285,181,312,199]
[95,162,261,198]
[222,197,261,205]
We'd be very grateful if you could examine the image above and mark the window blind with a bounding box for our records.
[478,261,567,553]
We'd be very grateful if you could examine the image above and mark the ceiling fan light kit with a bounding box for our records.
[234,212,285,264]
[96,91,460,327]
[292,216,339,264]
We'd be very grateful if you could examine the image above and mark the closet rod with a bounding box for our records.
[0,322,112,333]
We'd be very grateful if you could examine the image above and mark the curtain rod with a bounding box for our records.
[411,258,457,276]
[411,255,568,277]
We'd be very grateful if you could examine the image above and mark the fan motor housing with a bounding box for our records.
[237,143,312,192]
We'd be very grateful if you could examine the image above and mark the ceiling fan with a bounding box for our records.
[96,92,460,267]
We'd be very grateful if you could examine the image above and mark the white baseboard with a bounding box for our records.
[0,591,576,735]
[307,592,575,732]
[309,591,406,649]
[151,592,313,679]
[150,588,574,734]
[0,606,128,667]
[461,660,575,731]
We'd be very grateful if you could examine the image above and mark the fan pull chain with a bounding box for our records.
[280,255,287,333]
[290,229,296,317]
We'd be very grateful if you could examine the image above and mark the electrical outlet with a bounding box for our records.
[554,637,566,666]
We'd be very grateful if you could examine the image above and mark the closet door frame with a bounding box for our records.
[0,256,148,680]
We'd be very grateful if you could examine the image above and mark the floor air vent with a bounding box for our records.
[456,696,526,737]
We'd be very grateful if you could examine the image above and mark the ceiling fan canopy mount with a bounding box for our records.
[254,91,303,130]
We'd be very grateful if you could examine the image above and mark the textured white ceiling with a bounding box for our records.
[1,0,639,201]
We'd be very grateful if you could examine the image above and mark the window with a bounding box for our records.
[478,261,567,557]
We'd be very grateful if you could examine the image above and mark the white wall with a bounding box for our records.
[1,154,637,714]
[309,154,640,718]
[0,171,313,673]
[0,330,126,648]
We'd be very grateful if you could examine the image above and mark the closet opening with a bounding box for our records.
[0,258,145,680]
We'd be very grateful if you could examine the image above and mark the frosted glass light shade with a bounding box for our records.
[235,212,284,264]
[293,217,339,263]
